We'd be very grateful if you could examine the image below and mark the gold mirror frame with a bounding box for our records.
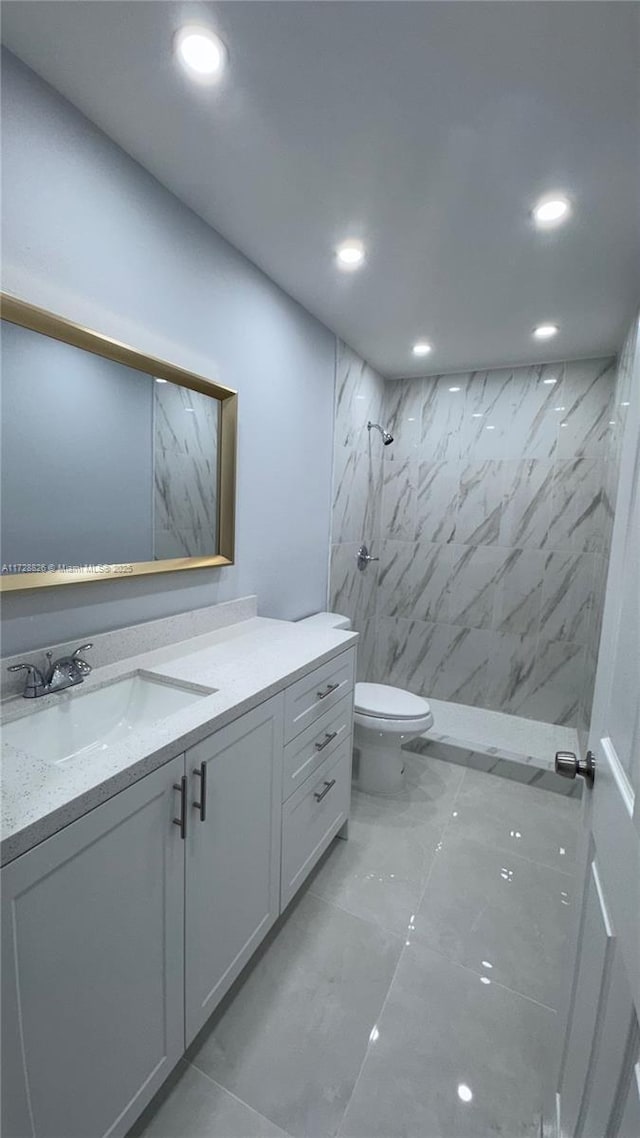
[0,294,237,592]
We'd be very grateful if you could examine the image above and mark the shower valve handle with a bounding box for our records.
[356,544,379,571]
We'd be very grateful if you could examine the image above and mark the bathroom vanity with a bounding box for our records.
[1,609,356,1138]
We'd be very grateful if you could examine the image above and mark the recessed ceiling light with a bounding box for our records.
[449,386,461,393]
[412,341,432,357]
[457,1084,473,1103]
[533,195,571,227]
[533,324,559,340]
[155,377,168,384]
[335,240,365,271]
[174,25,227,83]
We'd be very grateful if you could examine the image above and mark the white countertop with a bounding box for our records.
[0,617,357,866]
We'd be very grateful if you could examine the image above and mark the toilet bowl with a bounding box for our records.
[296,613,434,796]
[353,682,433,795]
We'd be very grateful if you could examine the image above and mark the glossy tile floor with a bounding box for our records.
[135,753,580,1138]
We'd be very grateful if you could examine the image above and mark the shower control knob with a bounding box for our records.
[555,750,595,788]
[356,544,379,571]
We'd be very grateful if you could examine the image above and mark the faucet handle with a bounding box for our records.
[72,643,93,674]
[7,662,46,698]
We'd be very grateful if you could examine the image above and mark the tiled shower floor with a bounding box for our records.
[134,752,581,1138]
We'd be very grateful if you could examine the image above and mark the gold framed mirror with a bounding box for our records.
[0,294,237,592]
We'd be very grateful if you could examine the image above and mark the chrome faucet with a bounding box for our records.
[8,643,93,698]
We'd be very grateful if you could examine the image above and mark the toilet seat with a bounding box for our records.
[355,682,431,721]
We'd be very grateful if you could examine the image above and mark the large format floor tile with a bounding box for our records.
[189,890,402,1138]
[386,750,465,824]
[446,767,580,871]
[134,1062,288,1138]
[413,832,574,1008]
[338,942,555,1138]
[309,790,442,936]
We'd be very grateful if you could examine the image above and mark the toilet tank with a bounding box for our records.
[296,612,352,631]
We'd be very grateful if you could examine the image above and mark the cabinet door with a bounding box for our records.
[185,695,283,1044]
[1,755,185,1138]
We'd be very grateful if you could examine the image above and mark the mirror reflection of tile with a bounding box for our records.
[153,381,219,559]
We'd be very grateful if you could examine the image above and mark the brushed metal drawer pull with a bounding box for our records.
[193,762,207,822]
[315,731,338,752]
[173,776,187,840]
[317,682,339,700]
[314,778,336,803]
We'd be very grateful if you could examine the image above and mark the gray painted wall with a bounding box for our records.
[1,51,336,655]
[1,321,154,566]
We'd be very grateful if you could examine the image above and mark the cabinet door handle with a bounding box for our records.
[315,731,338,752]
[173,776,187,840]
[317,682,339,700]
[193,762,207,822]
[314,778,336,802]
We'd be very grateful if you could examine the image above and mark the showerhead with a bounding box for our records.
[367,421,394,446]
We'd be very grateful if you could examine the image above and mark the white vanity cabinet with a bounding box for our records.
[184,694,284,1043]
[1,754,185,1138]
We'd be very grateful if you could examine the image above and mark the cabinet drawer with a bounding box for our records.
[282,694,352,802]
[281,742,351,911]
[284,650,355,744]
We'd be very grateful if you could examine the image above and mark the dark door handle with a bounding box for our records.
[315,731,338,752]
[173,776,187,839]
[317,682,339,700]
[314,778,336,803]
[193,762,207,822]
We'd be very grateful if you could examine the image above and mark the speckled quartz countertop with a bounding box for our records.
[0,617,357,866]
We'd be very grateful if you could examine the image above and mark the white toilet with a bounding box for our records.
[297,613,434,796]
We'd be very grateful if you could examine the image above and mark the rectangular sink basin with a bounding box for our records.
[2,673,215,765]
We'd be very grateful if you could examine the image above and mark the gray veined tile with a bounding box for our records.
[354,618,377,682]
[499,460,554,549]
[493,548,545,636]
[330,542,378,631]
[556,356,616,459]
[526,637,585,726]
[412,832,574,1008]
[308,791,443,937]
[456,460,505,545]
[415,460,459,543]
[335,340,385,451]
[539,551,595,645]
[447,767,580,871]
[133,1061,288,1138]
[338,940,555,1138]
[380,456,417,541]
[189,890,402,1138]
[447,544,508,630]
[383,377,422,455]
[376,618,492,708]
[420,376,467,461]
[377,540,451,622]
[332,441,381,545]
[545,458,608,554]
[155,382,219,460]
[484,630,538,717]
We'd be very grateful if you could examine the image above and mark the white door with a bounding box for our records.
[1,754,185,1138]
[184,695,283,1045]
[545,327,640,1138]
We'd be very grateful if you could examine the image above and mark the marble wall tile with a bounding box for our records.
[383,378,421,455]
[484,631,538,716]
[380,456,417,541]
[539,552,595,645]
[154,449,218,537]
[376,618,492,707]
[493,548,544,636]
[415,460,458,543]
[447,544,508,630]
[154,527,201,560]
[332,441,381,545]
[545,458,607,553]
[355,618,378,683]
[153,382,218,558]
[329,543,378,632]
[155,382,219,459]
[419,377,467,461]
[456,460,504,545]
[499,460,554,549]
[376,540,450,623]
[557,357,616,459]
[462,363,563,462]
[526,638,586,726]
[334,340,385,451]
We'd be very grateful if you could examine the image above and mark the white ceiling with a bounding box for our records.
[2,1,639,377]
